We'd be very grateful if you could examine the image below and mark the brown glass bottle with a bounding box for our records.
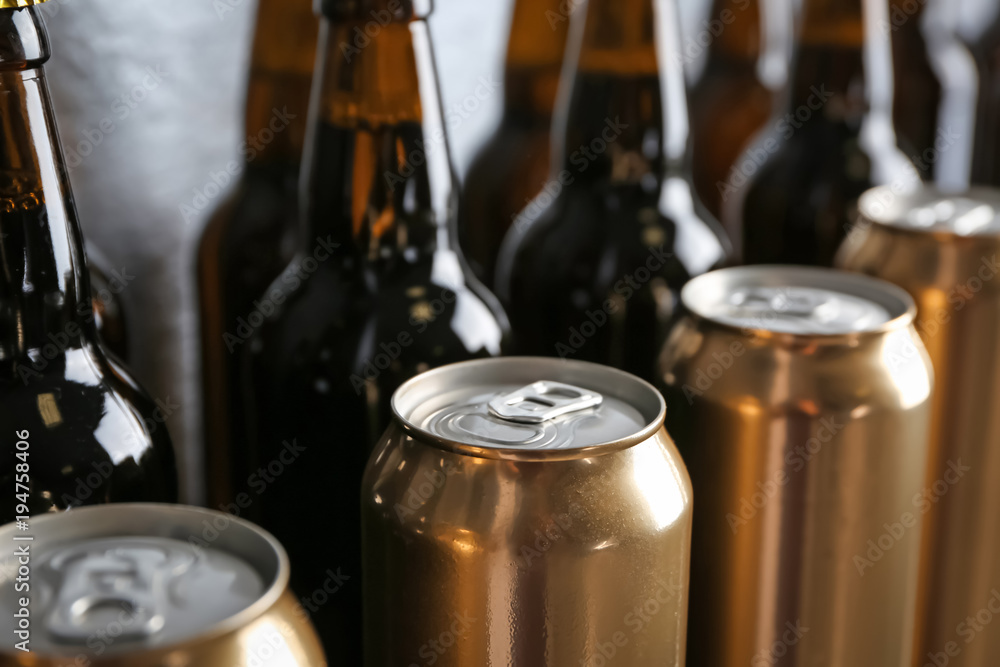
[460,0,570,286]
[689,0,793,219]
[495,0,730,383]
[889,0,976,188]
[87,246,129,361]
[726,0,918,266]
[0,3,177,524]
[240,1,509,659]
[198,0,317,508]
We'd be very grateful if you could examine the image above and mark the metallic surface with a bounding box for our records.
[363,358,692,666]
[839,185,1000,667]
[0,504,327,666]
[658,266,934,667]
[0,0,49,7]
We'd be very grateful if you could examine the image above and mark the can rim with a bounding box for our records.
[0,503,291,658]
[390,357,667,461]
[680,265,918,341]
[857,185,1000,240]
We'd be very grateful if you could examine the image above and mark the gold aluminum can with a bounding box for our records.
[838,186,1000,667]
[658,266,933,667]
[361,357,692,666]
[0,504,326,666]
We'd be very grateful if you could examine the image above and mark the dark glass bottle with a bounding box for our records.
[240,0,508,659]
[495,0,730,383]
[889,0,976,189]
[198,0,317,508]
[727,0,918,266]
[87,245,130,361]
[460,0,570,287]
[958,0,1000,185]
[689,0,793,219]
[0,4,178,524]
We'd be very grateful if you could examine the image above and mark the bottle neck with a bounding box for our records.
[242,0,318,169]
[0,8,95,362]
[705,0,762,65]
[300,14,458,262]
[502,0,570,123]
[557,0,690,185]
[789,0,894,117]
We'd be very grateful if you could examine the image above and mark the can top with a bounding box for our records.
[682,266,915,336]
[392,358,665,459]
[0,504,286,658]
[859,185,1000,237]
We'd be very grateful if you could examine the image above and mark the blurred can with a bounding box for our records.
[658,266,933,667]
[838,186,1000,667]
[361,357,692,666]
[0,504,326,666]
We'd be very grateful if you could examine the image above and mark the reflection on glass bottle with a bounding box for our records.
[0,5,178,524]
[496,0,730,383]
[724,0,918,266]
[689,0,794,219]
[240,1,508,660]
[87,245,129,361]
[889,0,976,191]
[460,0,570,287]
[198,0,317,508]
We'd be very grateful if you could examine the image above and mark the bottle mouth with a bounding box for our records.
[318,0,428,22]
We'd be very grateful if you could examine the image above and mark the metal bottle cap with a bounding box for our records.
[0,1,50,8]
[392,358,664,454]
[0,504,288,658]
[682,266,914,335]
[859,185,1000,237]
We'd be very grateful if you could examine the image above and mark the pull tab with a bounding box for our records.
[489,381,603,424]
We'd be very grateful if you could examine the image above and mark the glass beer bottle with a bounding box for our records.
[87,244,130,361]
[496,0,730,383]
[198,0,317,508]
[241,0,508,659]
[726,0,918,266]
[0,1,178,523]
[460,0,570,286]
[957,0,1000,185]
[689,0,793,219]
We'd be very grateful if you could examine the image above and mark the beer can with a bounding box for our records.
[838,186,1000,667]
[658,266,933,667]
[0,504,326,666]
[361,357,692,666]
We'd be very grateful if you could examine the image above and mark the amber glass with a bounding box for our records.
[87,245,129,361]
[460,0,570,286]
[729,0,917,266]
[198,0,317,508]
[239,2,508,660]
[889,0,940,179]
[495,0,730,383]
[689,0,789,218]
[0,7,177,524]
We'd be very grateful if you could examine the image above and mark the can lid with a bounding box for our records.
[0,504,286,657]
[682,266,914,335]
[392,358,665,456]
[859,185,1000,237]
